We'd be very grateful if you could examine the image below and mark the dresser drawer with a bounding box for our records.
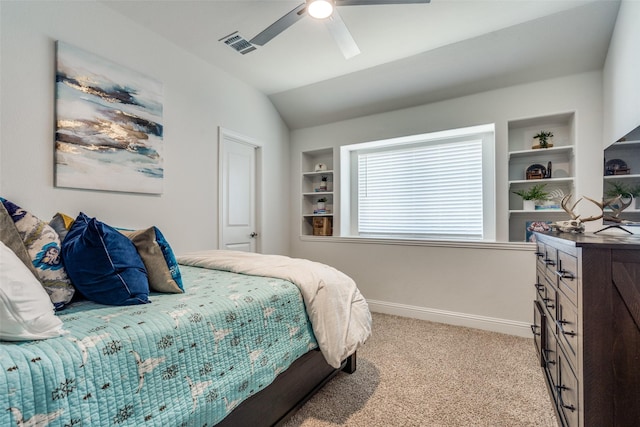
[556,291,578,370]
[542,246,558,276]
[544,320,558,389]
[558,352,579,427]
[535,241,546,263]
[541,275,557,323]
[532,300,546,367]
[557,250,578,306]
[535,268,546,299]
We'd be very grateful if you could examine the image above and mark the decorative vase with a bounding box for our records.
[523,200,535,211]
[319,178,327,191]
[317,202,326,210]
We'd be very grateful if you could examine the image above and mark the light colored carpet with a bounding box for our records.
[282,312,558,427]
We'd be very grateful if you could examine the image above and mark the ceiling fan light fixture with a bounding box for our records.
[307,0,334,20]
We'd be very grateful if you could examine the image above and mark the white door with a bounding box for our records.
[219,128,260,252]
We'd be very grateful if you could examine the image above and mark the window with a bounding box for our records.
[340,124,495,241]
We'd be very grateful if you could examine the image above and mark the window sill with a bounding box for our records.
[298,235,534,251]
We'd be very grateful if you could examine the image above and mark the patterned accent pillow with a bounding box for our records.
[0,198,75,310]
[154,227,183,291]
[120,226,183,293]
[62,212,150,306]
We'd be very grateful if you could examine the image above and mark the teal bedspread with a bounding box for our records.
[0,265,317,426]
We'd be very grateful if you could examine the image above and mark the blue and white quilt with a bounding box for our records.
[0,265,317,427]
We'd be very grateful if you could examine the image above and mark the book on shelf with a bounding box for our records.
[535,204,561,210]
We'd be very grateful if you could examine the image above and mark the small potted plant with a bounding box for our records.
[532,131,554,149]
[605,180,640,209]
[513,183,550,210]
[317,197,327,211]
[605,180,640,198]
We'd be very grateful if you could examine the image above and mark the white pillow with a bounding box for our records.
[0,240,65,341]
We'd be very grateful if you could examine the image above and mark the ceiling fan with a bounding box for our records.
[249,0,431,59]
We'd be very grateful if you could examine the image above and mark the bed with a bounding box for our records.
[0,200,371,427]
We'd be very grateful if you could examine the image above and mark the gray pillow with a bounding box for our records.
[120,227,183,294]
[0,202,39,277]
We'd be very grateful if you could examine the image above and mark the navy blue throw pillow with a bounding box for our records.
[62,212,150,306]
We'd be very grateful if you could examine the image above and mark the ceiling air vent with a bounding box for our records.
[219,32,256,55]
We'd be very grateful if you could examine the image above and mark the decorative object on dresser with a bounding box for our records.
[532,131,554,149]
[532,232,640,427]
[551,195,602,233]
[525,221,552,242]
[584,195,635,235]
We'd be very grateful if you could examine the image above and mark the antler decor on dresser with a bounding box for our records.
[585,194,635,235]
[583,195,633,224]
[551,195,603,233]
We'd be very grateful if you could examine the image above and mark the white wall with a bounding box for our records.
[290,72,604,336]
[0,1,290,255]
[603,0,640,146]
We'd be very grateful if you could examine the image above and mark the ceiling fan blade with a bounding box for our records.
[336,0,430,5]
[250,3,307,46]
[325,9,361,59]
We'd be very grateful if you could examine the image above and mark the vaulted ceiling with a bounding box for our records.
[103,0,620,129]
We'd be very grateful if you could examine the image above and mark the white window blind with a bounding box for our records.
[357,139,483,239]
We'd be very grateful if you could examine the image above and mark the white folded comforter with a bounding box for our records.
[177,250,372,369]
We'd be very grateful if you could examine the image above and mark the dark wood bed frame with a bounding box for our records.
[217,350,357,426]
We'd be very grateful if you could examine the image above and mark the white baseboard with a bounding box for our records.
[367,299,532,338]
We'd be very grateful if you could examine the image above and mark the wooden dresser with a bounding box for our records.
[532,232,640,427]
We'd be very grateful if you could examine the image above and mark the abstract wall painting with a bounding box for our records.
[55,41,164,194]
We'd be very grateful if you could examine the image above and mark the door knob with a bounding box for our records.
[250,232,258,238]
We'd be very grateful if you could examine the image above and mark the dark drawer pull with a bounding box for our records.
[556,386,577,412]
[530,324,540,336]
[544,259,556,266]
[534,283,544,290]
[555,269,575,280]
[543,298,555,309]
[557,319,577,337]
[543,350,556,365]
[535,251,544,258]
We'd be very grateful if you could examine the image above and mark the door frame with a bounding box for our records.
[218,126,263,252]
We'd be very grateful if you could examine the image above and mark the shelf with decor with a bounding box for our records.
[507,112,575,242]
[603,129,640,221]
[301,148,334,236]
